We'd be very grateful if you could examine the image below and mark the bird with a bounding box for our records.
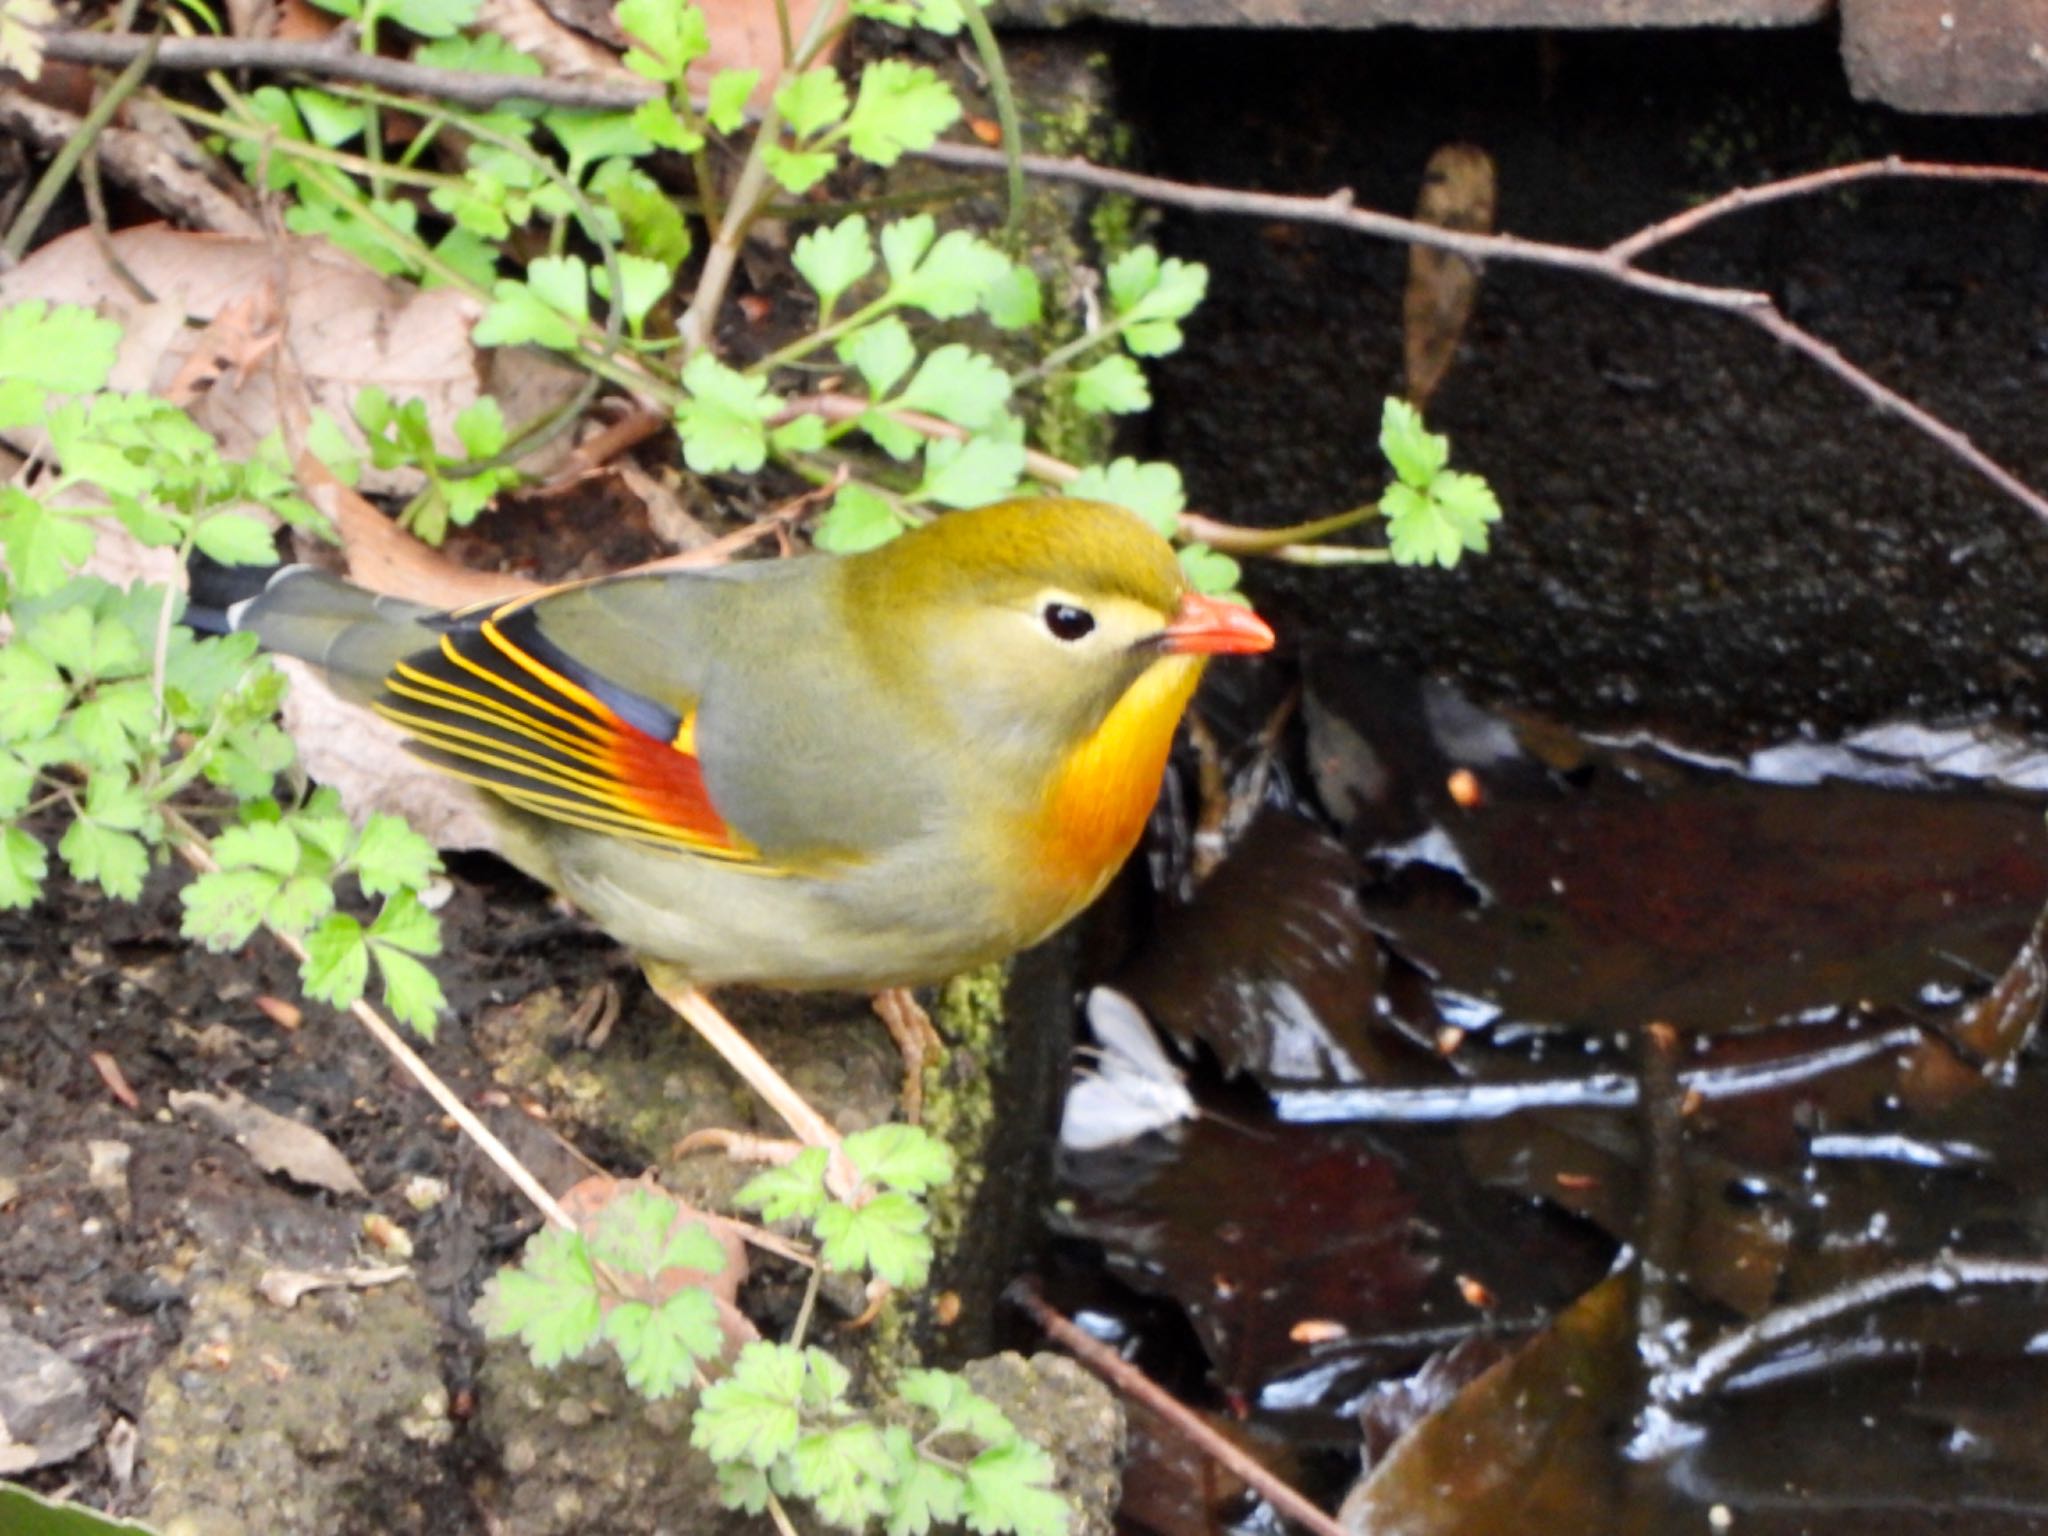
[227,496,1276,1143]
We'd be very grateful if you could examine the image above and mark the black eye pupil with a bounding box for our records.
[1043,603,1096,642]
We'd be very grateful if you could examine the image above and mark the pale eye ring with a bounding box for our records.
[1042,602,1096,642]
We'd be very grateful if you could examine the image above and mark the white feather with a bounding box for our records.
[1058,986,1196,1151]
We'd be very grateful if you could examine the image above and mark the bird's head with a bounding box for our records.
[842,498,1275,784]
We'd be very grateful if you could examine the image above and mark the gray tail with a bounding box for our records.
[231,567,441,705]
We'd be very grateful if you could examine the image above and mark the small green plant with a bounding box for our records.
[477,1133,1069,1535]
[0,301,450,1034]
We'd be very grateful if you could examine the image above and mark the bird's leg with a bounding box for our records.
[871,987,945,1123]
[641,960,844,1152]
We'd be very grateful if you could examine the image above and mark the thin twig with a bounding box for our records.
[1008,1276,1348,1536]
[36,28,656,110]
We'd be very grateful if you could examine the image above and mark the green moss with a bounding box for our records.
[920,960,1008,1253]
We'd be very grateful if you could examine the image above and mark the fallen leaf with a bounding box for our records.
[1337,1270,1652,1535]
[1403,144,1496,409]
[0,225,500,491]
[257,1262,410,1308]
[169,1087,368,1197]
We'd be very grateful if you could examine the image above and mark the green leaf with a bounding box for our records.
[813,485,909,554]
[606,1287,724,1399]
[302,912,370,1008]
[1178,542,1242,597]
[1383,469,1500,569]
[616,0,709,82]
[1427,468,1504,553]
[0,489,95,597]
[180,867,279,950]
[786,1420,893,1528]
[0,645,69,743]
[547,109,654,174]
[843,59,959,167]
[269,874,336,936]
[763,144,838,196]
[892,230,1009,320]
[454,396,508,459]
[592,253,672,329]
[631,95,704,154]
[883,1433,965,1536]
[899,1369,1015,1443]
[1379,396,1449,488]
[1070,354,1150,415]
[813,1190,932,1288]
[351,814,441,897]
[527,255,591,322]
[0,301,121,422]
[898,344,1011,429]
[770,413,828,454]
[733,1145,830,1222]
[414,31,543,81]
[714,1462,774,1514]
[961,1438,1069,1536]
[191,511,279,566]
[1063,459,1185,538]
[377,0,479,38]
[0,753,33,819]
[293,87,367,147]
[291,788,355,863]
[674,353,779,475]
[214,820,301,876]
[690,1340,806,1468]
[59,819,148,901]
[793,215,875,318]
[879,215,936,284]
[706,68,757,133]
[591,160,691,270]
[981,265,1042,331]
[776,67,850,139]
[475,279,583,351]
[0,826,46,910]
[588,1186,701,1277]
[368,887,440,955]
[843,1123,954,1195]
[1104,246,1205,356]
[372,945,444,1035]
[475,1226,605,1366]
[68,682,156,770]
[838,316,914,397]
[914,436,1024,509]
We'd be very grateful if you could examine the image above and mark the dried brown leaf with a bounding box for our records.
[169,1087,368,1198]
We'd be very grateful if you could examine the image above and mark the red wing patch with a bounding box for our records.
[371,595,758,862]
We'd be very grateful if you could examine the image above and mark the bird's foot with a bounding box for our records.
[673,1127,809,1165]
[566,979,622,1050]
[871,987,945,1124]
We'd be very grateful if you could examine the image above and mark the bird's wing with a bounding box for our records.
[370,586,760,863]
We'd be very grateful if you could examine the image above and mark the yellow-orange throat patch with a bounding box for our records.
[1036,655,1205,899]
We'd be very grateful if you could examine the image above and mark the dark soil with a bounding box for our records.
[0,847,622,1524]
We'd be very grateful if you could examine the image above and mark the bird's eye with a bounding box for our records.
[1042,602,1096,642]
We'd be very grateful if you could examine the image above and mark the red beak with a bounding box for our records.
[1160,591,1276,656]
